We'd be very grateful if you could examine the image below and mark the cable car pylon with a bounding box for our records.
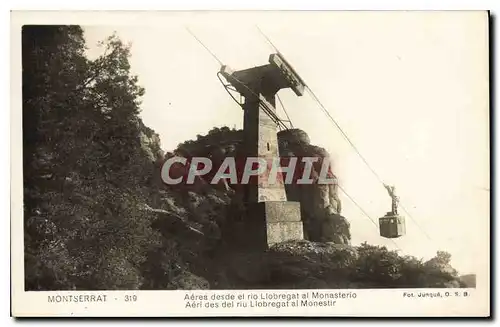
[255,26,435,244]
[185,26,403,250]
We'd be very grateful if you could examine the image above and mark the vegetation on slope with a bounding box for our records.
[22,26,465,290]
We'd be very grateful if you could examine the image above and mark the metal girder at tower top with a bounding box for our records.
[268,53,305,96]
[219,53,306,100]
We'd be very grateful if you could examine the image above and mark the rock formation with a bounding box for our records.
[145,127,464,291]
[277,129,350,244]
[164,127,350,245]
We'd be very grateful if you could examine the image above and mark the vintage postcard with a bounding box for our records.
[10,10,490,317]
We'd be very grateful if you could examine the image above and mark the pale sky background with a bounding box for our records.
[83,11,489,275]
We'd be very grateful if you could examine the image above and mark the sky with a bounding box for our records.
[83,11,489,275]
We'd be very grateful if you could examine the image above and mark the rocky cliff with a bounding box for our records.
[169,127,350,245]
[278,129,349,244]
[144,127,464,290]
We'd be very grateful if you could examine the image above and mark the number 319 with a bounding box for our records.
[125,295,137,302]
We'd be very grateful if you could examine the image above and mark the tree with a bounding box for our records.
[23,26,165,290]
[351,244,461,288]
[353,242,402,287]
[23,25,90,290]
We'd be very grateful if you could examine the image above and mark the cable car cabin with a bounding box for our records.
[379,213,406,238]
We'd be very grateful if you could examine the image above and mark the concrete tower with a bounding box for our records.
[220,53,306,249]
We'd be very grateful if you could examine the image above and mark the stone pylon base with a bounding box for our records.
[240,201,303,251]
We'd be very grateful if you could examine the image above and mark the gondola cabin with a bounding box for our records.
[379,213,406,238]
